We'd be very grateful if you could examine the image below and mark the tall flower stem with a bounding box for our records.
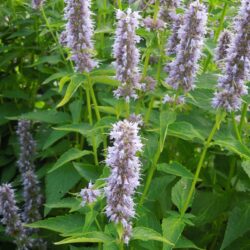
[180,112,225,216]
[88,75,108,153]
[117,0,122,9]
[232,113,242,143]
[239,103,248,133]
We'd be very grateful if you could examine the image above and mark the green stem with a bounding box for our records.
[145,97,155,124]
[180,112,224,216]
[86,87,93,125]
[153,0,160,21]
[139,143,162,205]
[117,0,122,9]
[227,157,236,190]
[232,112,242,143]
[239,102,248,133]
[142,47,152,78]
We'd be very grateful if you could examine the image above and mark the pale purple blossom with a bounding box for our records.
[212,0,250,111]
[63,0,97,72]
[166,14,183,56]
[128,113,144,127]
[105,120,143,244]
[141,76,157,92]
[215,30,232,63]
[80,182,101,207]
[143,17,165,31]
[32,0,45,9]
[113,8,142,102]
[0,184,31,250]
[163,94,185,105]
[159,0,181,23]
[166,1,207,91]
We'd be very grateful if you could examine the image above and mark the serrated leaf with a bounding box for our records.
[45,164,81,216]
[171,178,193,212]
[54,232,114,245]
[49,148,92,173]
[176,236,203,250]
[73,163,102,181]
[27,214,84,234]
[162,216,185,250]
[168,122,204,141]
[43,130,69,150]
[157,162,194,179]
[54,123,92,136]
[220,204,250,250]
[132,227,173,246]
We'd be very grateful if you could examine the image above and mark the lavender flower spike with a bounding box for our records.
[215,30,232,63]
[212,0,250,111]
[0,184,31,249]
[159,0,181,23]
[166,1,207,91]
[64,0,97,72]
[105,119,143,244]
[16,120,43,224]
[113,8,142,102]
[80,182,101,207]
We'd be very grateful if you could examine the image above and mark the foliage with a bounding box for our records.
[0,0,250,250]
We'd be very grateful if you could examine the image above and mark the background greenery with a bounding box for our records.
[0,0,250,249]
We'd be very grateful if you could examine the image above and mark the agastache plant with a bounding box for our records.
[0,184,31,250]
[105,119,143,244]
[212,0,250,111]
[16,120,43,224]
[63,0,97,72]
[166,1,207,91]
[113,8,142,102]
[215,30,232,63]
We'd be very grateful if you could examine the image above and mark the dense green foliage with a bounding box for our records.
[0,0,250,249]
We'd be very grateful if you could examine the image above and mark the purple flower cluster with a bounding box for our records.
[159,0,181,23]
[166,14,183,56]
[215,30,232,63]
[143,17,165,31]
[163,94,185,105]
[0,184,31,249]
[105,119,143,244]
[212,0,250,111]
[166,1,207,91]
[63,0,97,72]
[113,8,142,102]
[32,0,45,9]
[80,182,101,207]
[17,120,43,224]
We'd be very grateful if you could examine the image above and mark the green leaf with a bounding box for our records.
[168,122,204,142]
[27,214,84,234]
[91,76,119,86]
[44,197,81,212]
[242,161,250,178]
[49,148,92,173]
[45,164,81,216]
[171,178,193,212]
[42,71,70,85]
[54,232,114,245]
[220,204,250,250]
[176,236,203,250]
[132,227,173,246]
[73,163,102,181]
[57,75,85,108]
[43,130,69,150]
[8,110,71,124]
[160,111,176,152]
[54,123,92,136]
[162,216,185,250]
[157,162,194,179]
